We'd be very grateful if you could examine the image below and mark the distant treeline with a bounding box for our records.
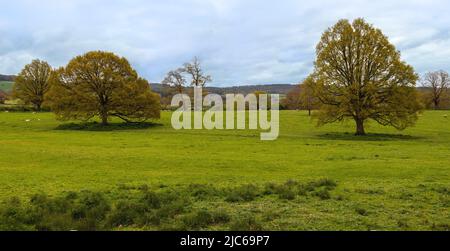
[151,83,295,96]
[281,85,450,111]
[3,74,450,110]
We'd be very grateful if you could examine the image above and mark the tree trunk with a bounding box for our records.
[434,100,440,110]
[100,106,108,125]
[355,118,366,136]
[308,109,311,116]
[35,103,41,112]
[101,115,108,125]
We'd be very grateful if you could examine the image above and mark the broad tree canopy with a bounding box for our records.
[46,51,160,125]
[311,18,422,135]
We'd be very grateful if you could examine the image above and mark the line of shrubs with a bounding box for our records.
[0,179,337,231]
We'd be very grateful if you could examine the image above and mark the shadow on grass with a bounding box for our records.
[317,132,423,141]
[55,122,163,131]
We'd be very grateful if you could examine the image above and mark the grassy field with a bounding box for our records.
[0,111,448,230]
[0,81,13,92]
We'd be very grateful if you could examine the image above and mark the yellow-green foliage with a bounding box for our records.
[45,51,160,125]
[312,18,422,135]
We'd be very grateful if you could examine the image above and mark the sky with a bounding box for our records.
[1,0,450,86]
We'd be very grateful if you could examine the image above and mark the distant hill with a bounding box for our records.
[0,74,15,82]
[1,73,295,95]
[205,84,296,95]
[150,83,296,96]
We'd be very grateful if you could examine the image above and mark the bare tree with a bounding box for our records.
[162,68,186,94]
[422,70,450,109]
[183,57,212,87]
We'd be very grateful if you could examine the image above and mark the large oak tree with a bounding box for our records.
[311,18,422,135]
[13,59,52,110]
[46,51,160,125]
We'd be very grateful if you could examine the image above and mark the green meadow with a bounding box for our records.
[0,81,13,92]
[0,111,449,230]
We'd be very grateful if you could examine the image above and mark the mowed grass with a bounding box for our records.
[0,111,449,230]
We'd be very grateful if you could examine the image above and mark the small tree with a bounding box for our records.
[422,70,450,110]
[183,57,212,87]
[0,90,7,104]
[299,76,317,116]
[311,18,422,135]
[46,51,160,125]
[162,68,186,94]
[13,59,52,110]
[282,85,302,110]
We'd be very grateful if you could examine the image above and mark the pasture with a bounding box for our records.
[0,81,13,92]
[0,111,448,230]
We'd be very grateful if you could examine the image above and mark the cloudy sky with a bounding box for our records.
[1,0,449,86]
